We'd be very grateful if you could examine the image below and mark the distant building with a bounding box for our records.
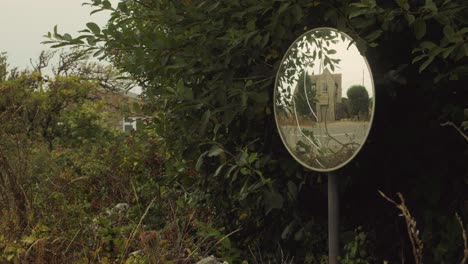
[309,69,342,122]
[94,89,146,132]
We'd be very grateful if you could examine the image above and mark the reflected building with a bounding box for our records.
[310,69,342,122]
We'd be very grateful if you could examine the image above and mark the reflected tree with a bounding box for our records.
[346,85,369,120]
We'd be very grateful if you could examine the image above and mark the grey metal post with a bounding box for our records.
[328,173,339,264]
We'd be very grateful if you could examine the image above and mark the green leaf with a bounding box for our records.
[246,19,256,31]
[419,41,437,50]
[349,8,369,19]
[396,0,410,11]
[208,145,224,157]
[93,48,105,58]
[281,222,294,239]
[176,79,184,93]
[164,85,176,94]
[443,25,455,42]
[413,19,426,40]
[248,153,257,164]
[118,2,128,13]
[22,235,35,245]
[423,0,438,13]
[412,54,427,64]
[278,3,290,14]
[442,45,456,58]
[292,5,303,22]
[240,167,249,175]
[453,43,467,61]
[287,181,297,198]
[90,8,105,15]
[365,30,383,42]
[405,14,415,25]
[294,228,304,241]
[62,33,72,41]
[199,109,211,136]
[102,0,112,9]
[214,164,225,176]
[264,191,284,215]
[86,22,101,35]
[51,43,70,48]
[195,152,208,171]
[225,165,238,180]
[419,56,434,73]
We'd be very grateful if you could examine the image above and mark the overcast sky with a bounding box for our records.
[0,0,115,70]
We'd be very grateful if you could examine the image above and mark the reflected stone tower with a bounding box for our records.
[310,69,342,122]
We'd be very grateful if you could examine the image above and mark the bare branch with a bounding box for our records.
[440,121,468,142]
[379,191,424,264]
[456,213,468,264]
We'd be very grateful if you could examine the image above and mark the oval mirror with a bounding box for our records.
[274,28,375,172]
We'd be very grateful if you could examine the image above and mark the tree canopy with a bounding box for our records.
[346,85,370,118]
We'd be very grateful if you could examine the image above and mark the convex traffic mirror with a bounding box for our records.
[274,28,375,172]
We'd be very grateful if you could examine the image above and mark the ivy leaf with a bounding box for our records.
[413,19,426,40]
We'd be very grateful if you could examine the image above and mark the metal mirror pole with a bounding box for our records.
[328,172,339,264]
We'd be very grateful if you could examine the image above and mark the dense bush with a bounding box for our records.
[0,67,236,263]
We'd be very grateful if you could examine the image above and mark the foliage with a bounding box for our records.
[0,52,7,82]
[346,85,369,119]
[37,0,468,262]
[0,55,232,263]
[338,227,375,264]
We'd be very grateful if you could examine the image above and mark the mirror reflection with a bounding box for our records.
[274,28,375,171]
